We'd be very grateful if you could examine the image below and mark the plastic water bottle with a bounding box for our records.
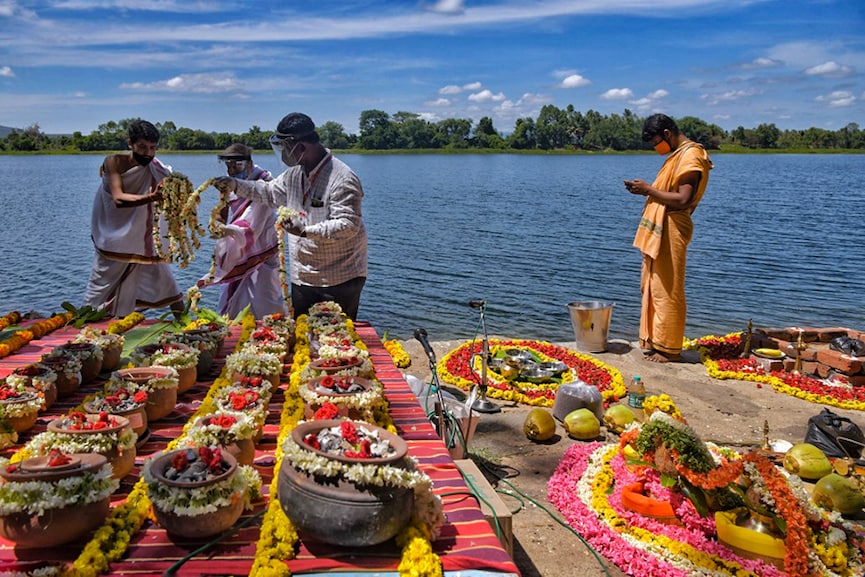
[627,375,645,409]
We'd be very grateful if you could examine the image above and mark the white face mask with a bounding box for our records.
[282,142,303,167]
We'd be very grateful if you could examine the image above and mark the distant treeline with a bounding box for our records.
[2,107,864,153]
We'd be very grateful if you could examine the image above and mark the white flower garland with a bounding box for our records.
[0,463,118,517]
[42,355,82,378]
[143,461,257,517]
[28,427,137,455]
[131,346,198,370]
[6,366,57,392]
[73,327,123,351]
[185,412,258,445]
[225,350,282,377]
[0,392,43,418]
[298,378,384,416]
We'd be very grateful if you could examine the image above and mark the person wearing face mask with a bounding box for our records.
[624,114,713,363]
[196,143,286,318]
[83,119,184,318]
[213,112,367,320]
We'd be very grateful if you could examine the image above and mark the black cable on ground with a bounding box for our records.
[163,509,266,577]
[473,456,612,577]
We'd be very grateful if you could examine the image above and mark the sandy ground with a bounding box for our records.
[395,336,865,577]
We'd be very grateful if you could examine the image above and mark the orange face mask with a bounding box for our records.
[653,139,671,155]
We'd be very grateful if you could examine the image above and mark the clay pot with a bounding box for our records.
[100,342,122,373]
[9,364,57,409]
[308,357,362,375]
[0,390,41,433]
[56,342,102,384]
[193,414,256,466]
[39,355,82,398]
[133,343,198,394]
[48,414,136,479]
[0,453,112,548]
[180,329,218,378]
[148,448,243,539]
[112,367,178,422]
[277,419,414,546]
[83,398,148,438]
[303,375,377,421]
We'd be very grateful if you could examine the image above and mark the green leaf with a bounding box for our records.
[679,477,709,517]
[660,473,678,488]
[61,301,77,312]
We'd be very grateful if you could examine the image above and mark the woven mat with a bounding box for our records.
[0,321,518,576]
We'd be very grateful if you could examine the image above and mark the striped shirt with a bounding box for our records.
[234,151,367,287]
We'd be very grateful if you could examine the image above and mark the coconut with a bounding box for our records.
[524,408,556,441]
[603,404,637,434]
[563,408,600,440]
[812,473,865,514]
[783,443,833,480]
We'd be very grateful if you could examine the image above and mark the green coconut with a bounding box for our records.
[812,473,865,514]
[783,443,833,480]
[523,408,556,442]
[564,408,600,440]
[603,404,637,434]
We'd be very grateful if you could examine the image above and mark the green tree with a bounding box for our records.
[534,105,569,150]
[754,123,780,148]
[507,117,536,149]
[434,118,472,148]
[358,109,397,149]
[472,116,505,148]
[318,121,351,149]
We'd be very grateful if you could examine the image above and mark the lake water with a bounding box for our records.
[1,153,863,343]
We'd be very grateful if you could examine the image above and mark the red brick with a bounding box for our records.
[816,363,832,379]
[795,328,821,343]
[800,361,819,375]
[816,348,863,375]
[816,327,854,342]
[784,343,818,361]
[849,374,865,387]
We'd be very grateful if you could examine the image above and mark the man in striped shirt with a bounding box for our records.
[215,113,367,320]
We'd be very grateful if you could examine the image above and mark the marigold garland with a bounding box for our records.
[384,338,411,369]
[437,338,625,406]
[686,332,865,411]
[106,311,145,334]
[0,310,21,331]
[0,312,72,358]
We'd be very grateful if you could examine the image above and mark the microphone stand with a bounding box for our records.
[414,328,447,440]
[470,301,500,414]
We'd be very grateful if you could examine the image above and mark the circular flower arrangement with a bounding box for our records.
[438,338,625,406]
[186,412,258,446]
[686,332,865,411]
[8,363,57,392]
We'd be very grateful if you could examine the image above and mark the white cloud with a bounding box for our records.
[740,57,781,70]
[0,66,14,77]
[816,90,856,107]
[629,89,668,111]
[805,61,852,77]
[468,89,506,103]
[425,97,450,107]
[119,73,242,94]
[559,74,590,89]
[428,0,464,15]
[601,88,633,100]
[438,81,482,95]
[700,88,759,106]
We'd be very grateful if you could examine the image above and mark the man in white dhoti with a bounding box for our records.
[82,119,183,318]
[197,144,286,318]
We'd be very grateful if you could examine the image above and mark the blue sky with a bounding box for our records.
[0,0,862,136]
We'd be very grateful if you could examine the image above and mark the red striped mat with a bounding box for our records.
[0,321,519,576]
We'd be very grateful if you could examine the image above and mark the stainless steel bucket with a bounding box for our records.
[567,301,614,353]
